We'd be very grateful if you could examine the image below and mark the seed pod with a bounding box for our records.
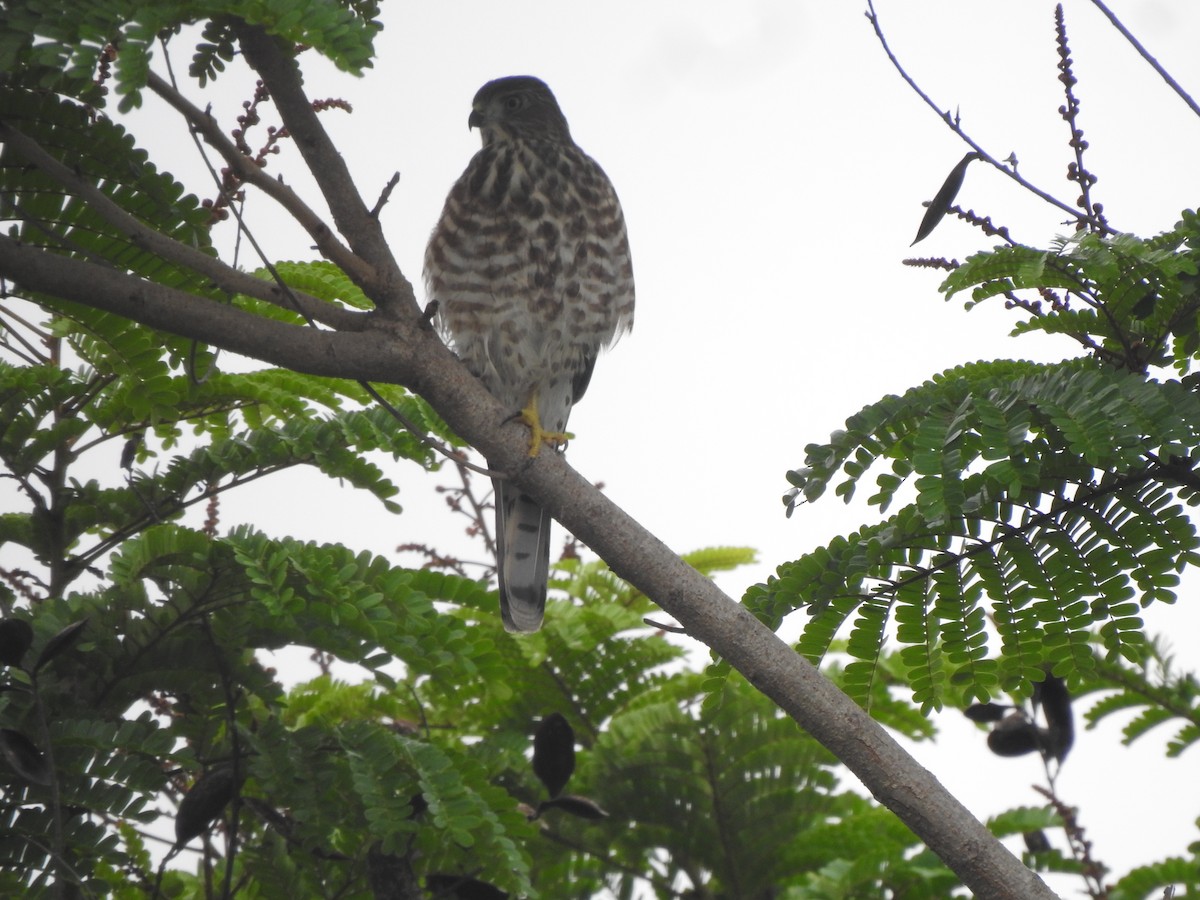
[986,714,1043,757]
[425,873,508,899]
[175,765,241,846]
[532,713,574,798]
[34,619,88,674]
[0,620,34,668]
[537,794,608,821]
[963,702,1009,723]
[0,728,52,785]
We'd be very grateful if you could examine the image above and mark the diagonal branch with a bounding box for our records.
[0,119,365,332]
[1088,0,1200,120]
[0,235,406,381]
[146,70,377,286]
[233,22,418,320]
[0,227,1058,900]
[865,0,1116,235]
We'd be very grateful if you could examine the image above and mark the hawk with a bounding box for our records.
[424,76,635,633]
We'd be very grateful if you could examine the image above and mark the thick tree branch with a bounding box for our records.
[0,119,365,333]
[233,22,418,320]
[0,18,1060,891]
[0,236,410,379]
[0,231,1055,899]
[146,70,377,286]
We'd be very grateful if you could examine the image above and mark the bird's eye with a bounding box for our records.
[504,95,523,112]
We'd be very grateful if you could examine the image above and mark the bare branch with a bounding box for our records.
[146,70,376,286]
[1088,0,1200,120]
[864,0,1116,235]
[233,22,418,320]
[370,173,401,220]
[1033,784,1110,896]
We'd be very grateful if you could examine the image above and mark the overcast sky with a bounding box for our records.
[102,0,1200,892]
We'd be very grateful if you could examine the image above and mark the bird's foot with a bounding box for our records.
[519,403,572,457]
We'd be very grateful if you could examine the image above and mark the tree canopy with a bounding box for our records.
[2,1,1200,898]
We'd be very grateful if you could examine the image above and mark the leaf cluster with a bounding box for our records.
[7,291,916,896]
[761,352,1200,711]
[0,0,381,111]
[0,87,214,296]
[1073,637,1200,758]
[753,209,1200,720]
[944,214,1200,374]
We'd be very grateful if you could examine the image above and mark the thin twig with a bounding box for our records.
[370,172,401,219]
[1054,5,1107,231]
[159,46,370,337]
[0,302,52,365]
[145,71,375,284]
[1033,785,1109,898]
[452,452,498,559]
[644,617,689,634]
[864,0,1117,235]
[1088,0,1200,120]
[0,120,363,332]
[355,380,495,477]
[231,22,416,316]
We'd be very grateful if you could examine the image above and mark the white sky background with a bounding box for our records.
[41,0,1200,893]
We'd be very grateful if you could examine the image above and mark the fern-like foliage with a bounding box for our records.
[760,211,1200,713]
[0,354,448,580]
[3,286,850,895]
[746,198,1200,890]
[430,549,708,732]
[0,208,477,892]
[0,0,381,110]
[943,213,1200,375]
[559,668,988,898]
[578,673,845,898]
[1072,636,1200,757]
[0,87,215,291]
[1108,848,1200,900]
[762,357,1200,710]
[239,713,536,897]
[781,797,963,898]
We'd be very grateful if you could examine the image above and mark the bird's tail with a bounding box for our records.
[494,478,551,632]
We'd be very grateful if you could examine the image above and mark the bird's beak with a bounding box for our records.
[468,109,484,130]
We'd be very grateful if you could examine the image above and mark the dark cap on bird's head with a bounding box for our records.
[468,75,572,145]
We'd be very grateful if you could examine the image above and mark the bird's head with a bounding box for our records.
[469,76,571,145]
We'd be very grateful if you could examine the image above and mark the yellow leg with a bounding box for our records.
[520,393,572,457]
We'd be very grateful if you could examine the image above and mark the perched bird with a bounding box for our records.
[425,76,635,633]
